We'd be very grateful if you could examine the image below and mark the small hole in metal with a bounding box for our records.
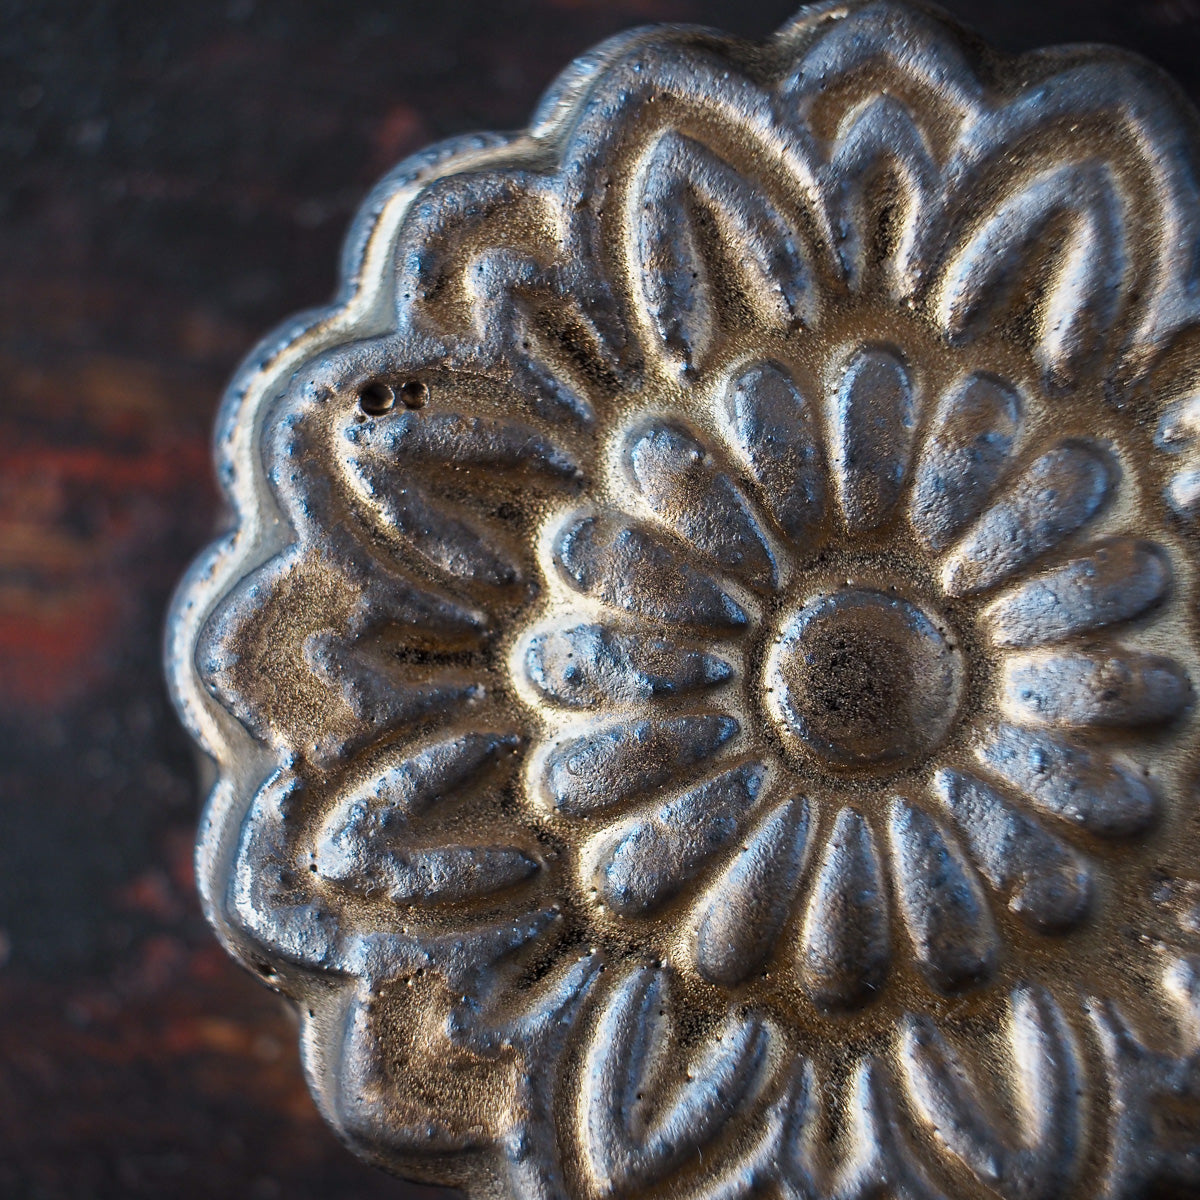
[358,381,395,415]
[400,379,429,409]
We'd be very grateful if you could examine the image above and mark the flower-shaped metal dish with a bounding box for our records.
[168,3,1200,1197]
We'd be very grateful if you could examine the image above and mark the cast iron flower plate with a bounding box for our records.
[167,2,1200,1196]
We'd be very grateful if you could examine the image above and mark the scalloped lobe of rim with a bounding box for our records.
[937,160,1126,390]
[825,94,940,297]
[634,131,815,372]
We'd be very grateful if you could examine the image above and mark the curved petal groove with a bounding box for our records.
[343,409,580,478]
[936,161,1126,389]
[826,95,939,297]
[314,731,520,881]
[832,1056,946,1200]
[322,730,519,835]
[582,967,771,1196]
[782,1,983,117]
[901,987,1081,1200]
[337,844,539,905]
[304,634,484,764]
[337,461,522,586]
[635,131,816,372]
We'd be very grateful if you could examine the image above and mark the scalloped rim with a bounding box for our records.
[162,0,1200,1187]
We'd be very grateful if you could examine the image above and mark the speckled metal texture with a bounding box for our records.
[167,2,1200,1196]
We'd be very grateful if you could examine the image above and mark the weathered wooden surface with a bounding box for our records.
[3,1,1200,1197]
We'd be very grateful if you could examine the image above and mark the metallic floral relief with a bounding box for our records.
[167,2,1200,1197]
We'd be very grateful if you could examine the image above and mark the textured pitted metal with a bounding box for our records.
[167,3,1200,1196]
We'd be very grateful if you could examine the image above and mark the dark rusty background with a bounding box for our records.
[2,1,1199,1197]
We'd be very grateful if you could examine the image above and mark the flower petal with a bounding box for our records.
[522,621,732,709]
[941,440,1113,597]
[1001,649,1190,728]
[936,161,1126,390]
[342,409,580,478]
[984,538,1171,647]
[978,724,1156,837]
[910,373,1022,551]
[337,457,524,585]
[635,131,815,372]
[828,346,917,531]
[800,808,890,1009]
[592,763,766,915]
[826,96,939,297]
[582,967,771,1195]
[888,799,997,993]
[900,988,1081,1198]
[540,714,739,816]
[626,420,776,590]
[783,1,982,115]
[366,845,539,905]
[694,797,810,986]
[554,514,748,630]
[934,768,1090,931]
[719,361,826,549]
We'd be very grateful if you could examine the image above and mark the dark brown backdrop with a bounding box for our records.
[3,2,1199,1197]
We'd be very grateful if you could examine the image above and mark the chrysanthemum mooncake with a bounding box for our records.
[167,3,1200,1196]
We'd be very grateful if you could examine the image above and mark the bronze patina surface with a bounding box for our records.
[167,2,1200,1195]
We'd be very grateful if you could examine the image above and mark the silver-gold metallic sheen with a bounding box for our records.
[166,3,1200,1196]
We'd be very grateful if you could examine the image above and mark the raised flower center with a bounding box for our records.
[765,587,965,771]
